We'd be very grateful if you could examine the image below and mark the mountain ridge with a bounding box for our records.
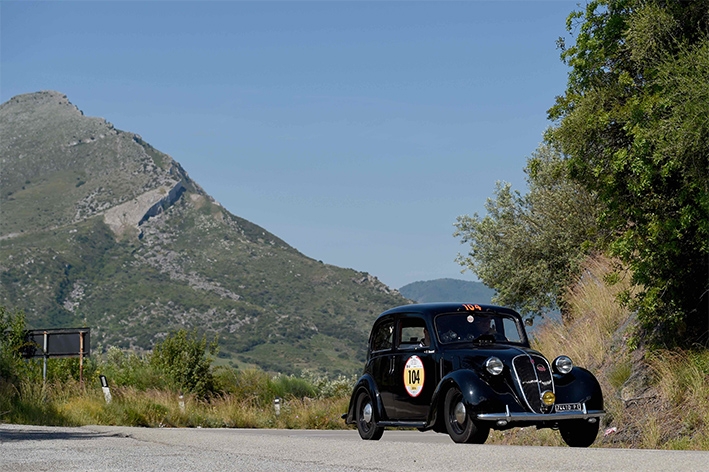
[399,278,495,304]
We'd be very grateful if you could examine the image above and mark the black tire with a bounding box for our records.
[355,391,384,440]
[443,387,490,444]
[559,419,600,447]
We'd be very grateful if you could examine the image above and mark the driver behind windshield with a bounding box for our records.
[472,316,496,337]
[435,313,501,343]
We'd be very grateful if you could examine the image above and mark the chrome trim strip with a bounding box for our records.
[477,403,605,423]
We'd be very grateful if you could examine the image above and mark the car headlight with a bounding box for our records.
[553,355,573,374]
[485,356,504,375]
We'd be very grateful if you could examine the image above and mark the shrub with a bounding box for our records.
[98,347,166,390]
[0,306,32,383]
[150,329,218,397]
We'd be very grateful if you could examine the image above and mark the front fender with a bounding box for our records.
[427,369,505,429]
[554,366,604,410]
[344,374,384,424]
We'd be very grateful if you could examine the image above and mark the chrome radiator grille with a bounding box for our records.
[512,354,554,413]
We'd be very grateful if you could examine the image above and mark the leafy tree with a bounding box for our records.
[455,145,601,317]
[150,329,218,397]
[547,0,709,345]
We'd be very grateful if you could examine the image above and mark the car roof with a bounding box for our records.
[376,302,523,322]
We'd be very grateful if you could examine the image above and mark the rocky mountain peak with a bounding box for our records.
[0,91,406,375]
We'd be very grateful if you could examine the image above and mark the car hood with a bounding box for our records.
[441,344,547,370]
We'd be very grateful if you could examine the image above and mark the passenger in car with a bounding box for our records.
[422,328,431,347]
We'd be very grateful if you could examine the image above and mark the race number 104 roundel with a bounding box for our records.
[403,355,425,397]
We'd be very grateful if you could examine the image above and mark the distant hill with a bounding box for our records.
[0,91,409,375]
[399,278,495,304]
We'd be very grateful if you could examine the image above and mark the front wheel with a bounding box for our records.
[355,391,384,440]
[559,419,599,447]
[444,387,489,444]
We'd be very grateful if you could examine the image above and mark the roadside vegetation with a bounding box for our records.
[1,307,352,429]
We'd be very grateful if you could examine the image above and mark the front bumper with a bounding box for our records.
[476,403,605,426]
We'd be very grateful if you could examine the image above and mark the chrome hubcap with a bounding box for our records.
[454,402,467,425]
[363,402,373,423]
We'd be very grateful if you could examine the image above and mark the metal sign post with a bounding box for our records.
[42,331,48,384]
[79,331,85,387]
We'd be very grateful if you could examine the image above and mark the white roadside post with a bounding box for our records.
[99,375,112,404]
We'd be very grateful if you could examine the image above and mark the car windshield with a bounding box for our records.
[434,312,524,344]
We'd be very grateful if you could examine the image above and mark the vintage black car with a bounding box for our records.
[344,303,604,447]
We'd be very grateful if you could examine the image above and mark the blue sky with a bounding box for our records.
[1,1,575,289]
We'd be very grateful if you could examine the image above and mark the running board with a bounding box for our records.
[376,421,427,428]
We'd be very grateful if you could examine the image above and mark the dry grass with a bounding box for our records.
[644,350,709,449]
[531,255,637,371]
[50,384,352,430]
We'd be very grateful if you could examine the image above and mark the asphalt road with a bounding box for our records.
[1,424,708,472]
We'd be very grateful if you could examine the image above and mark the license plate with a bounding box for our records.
[555,403,582,412]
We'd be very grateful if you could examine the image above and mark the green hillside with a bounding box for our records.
[399,278,495,304]
[0,91,408,375]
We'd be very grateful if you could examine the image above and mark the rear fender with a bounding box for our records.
[344,374,384,424]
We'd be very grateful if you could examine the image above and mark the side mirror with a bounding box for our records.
[525,318,534,327]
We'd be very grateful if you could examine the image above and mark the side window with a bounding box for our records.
[397,317,430,348]
[371,319,394,352]
[502,318,523,343]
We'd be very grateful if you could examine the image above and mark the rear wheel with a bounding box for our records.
[355,391,384,440]
[559,419,599,447]
[444,387,489,444]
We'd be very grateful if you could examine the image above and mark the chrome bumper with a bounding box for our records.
[476,403,605,425]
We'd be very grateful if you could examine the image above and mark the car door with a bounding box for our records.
[383,315,438,421]
[367,315,397,420]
